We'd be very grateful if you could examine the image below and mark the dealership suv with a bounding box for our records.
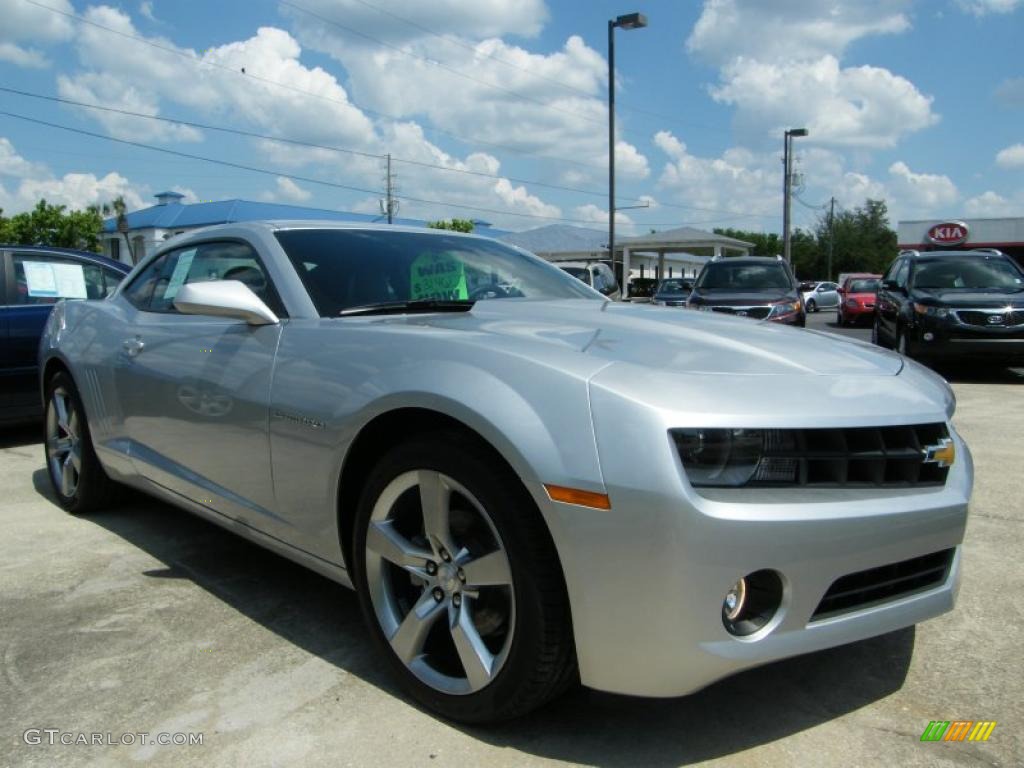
[872,249,1024,363]
[687,256,805,326]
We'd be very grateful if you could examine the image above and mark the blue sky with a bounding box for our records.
[1,0,1022,233]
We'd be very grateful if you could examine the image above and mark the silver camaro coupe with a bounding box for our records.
[38,222,971,722]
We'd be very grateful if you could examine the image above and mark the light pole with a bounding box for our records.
[782,127,807,264]
[608,12,647,291]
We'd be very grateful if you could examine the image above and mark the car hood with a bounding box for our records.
[404,299,903,377]
[913,288,1024,307]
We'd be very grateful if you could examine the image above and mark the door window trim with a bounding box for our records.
[121,237,288,318]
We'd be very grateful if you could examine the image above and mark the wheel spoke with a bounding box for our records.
[67,410,79,440]
[54,393,70,435]
[389,590,446,664]
[60,454,75,497]
[450,603,495,690]
[366,520,433,570]
[460,549,512,589]
[69,443,82,473]
[47,437,72,459]
[418,470,456,556]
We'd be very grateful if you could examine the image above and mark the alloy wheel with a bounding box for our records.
[46,386,82,499]
[364,470,515,695]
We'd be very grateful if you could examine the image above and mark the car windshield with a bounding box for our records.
[913,258,1024,290]
[656,279,688,293]
[560,266,591,283]
[275,229,599,315]
[849,278,879,292]
[697,263,792,291]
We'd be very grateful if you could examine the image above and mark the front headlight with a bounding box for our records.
[768,300,802,318]
[672,428,763,486]
[913,303,949,318]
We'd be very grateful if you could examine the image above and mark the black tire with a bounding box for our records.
[43,370,117,514]
[896,325,915,359]
[352,431,576,723]
[806,299,817,313]
[872,315,888,348]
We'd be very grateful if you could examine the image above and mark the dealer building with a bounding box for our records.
[897,217,1024,268]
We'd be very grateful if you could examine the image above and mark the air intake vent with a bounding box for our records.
[811,549,954,620]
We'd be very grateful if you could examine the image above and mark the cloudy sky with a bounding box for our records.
[0,0,1021,233]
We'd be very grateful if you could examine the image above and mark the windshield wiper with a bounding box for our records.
[339,299,476,316]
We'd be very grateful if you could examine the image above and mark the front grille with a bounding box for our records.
[811,549,954,619]
[710,305,771,319]
[956,309,1024,327]
[754,423,951,487]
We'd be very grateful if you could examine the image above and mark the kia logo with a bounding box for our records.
[987,314,1004,325]
[927,221,969,246]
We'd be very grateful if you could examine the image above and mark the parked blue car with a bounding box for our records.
[1,245,130,424]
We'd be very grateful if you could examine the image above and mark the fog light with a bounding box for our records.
[923,332,934,341]
[723,578,747,621]
[722,569,784,637]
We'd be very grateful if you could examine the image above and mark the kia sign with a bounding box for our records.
[927,221,969,246]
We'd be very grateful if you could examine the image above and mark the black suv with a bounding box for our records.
[873,249,1024,363]
[687,256,805,326]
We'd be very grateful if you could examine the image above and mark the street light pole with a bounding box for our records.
[608,12,647,292]
[782,127,807,264]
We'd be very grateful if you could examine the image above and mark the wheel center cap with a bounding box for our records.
[438,564,459,593]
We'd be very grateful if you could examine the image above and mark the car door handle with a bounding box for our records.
[122,337,145,357]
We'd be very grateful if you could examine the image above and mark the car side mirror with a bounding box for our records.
[173,280,279,325]
[880,279,900,292]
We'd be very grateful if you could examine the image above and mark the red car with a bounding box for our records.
[837,274,881,326]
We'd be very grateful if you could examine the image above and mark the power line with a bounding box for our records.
[1,85,777,221]
[0,109,679,225]
[0,86,628,202]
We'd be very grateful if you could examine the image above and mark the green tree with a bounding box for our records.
[101,195,134,262]
[816,198,897,277]
[0,199,104,252]
[427,218,475,233]
[713,227,782,257]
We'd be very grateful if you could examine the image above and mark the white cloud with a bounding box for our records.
[996,143,1024,168]
[886,161,958,210]
[956,0,1021,15]
[687,0,911,66]
[260,176,312,203]
[139,1,160,23]
[0,136,146,214]
[963,190,1024,217]
[687,1,935,149]
[0,0,74,67]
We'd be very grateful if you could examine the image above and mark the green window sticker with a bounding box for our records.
[410,252,468,300]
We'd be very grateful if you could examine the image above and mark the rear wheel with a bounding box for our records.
[871,315,888,348]
[352,432,576,722]
[897,326,916,359]
[44,371,116,514]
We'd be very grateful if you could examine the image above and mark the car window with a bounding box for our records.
[848,278,879,292]
[696,263,793,290]
[275,229,597,316]
[591,264,617,294]
[560,266,591,285]
[893,260,910,288]
[10,253,114,305]
[123,241,286,315]
[912,257,1024,290]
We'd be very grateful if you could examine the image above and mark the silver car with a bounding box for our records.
[38,222,971,723]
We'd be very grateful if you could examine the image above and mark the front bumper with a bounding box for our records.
[540,370,971,698]
[910,319,1024,361]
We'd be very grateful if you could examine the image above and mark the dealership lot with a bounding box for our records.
[2,311,1021,768]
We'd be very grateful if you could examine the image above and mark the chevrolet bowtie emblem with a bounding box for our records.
[922,437,956,468]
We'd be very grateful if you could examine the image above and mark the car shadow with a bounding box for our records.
[932,363,1024,384]
[31,469,914,764]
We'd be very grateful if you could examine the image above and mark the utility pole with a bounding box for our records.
[827,196,835,282]
[380,153,398,224]
[782,128,808,263]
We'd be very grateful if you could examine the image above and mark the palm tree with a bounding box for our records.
[101,195,134,263]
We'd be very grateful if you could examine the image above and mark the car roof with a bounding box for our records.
[0,243,130,272]
[708,256,783,264]
[903,249,1009,261]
